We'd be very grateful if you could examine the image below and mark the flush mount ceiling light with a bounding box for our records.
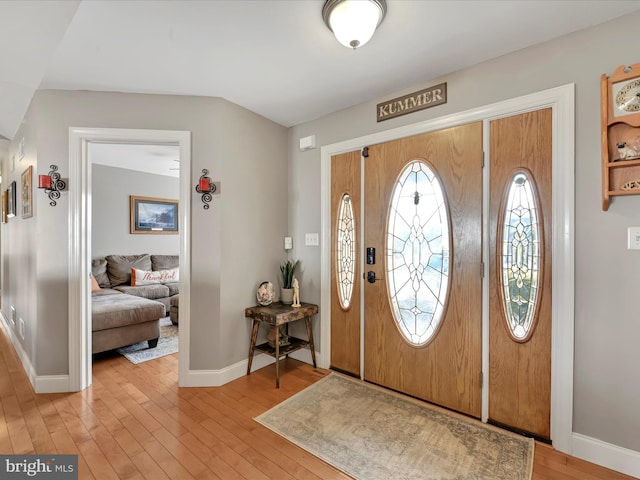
[322,0,387,50]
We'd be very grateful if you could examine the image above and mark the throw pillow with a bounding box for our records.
[91,258,111,288]
[151,254,179,271]
[131,267,179,286]
[90,274,101,292]
[106,254,151,286]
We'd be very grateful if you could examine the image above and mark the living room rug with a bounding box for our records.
[255,373,534,480]
[117,317,178,364]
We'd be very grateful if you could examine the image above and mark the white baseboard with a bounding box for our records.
[182,353,275,387]
[34,375,71,393]
[181,349,319,387]
[572,432,640,478]
[2,310,72,393]
[1,312,37,387]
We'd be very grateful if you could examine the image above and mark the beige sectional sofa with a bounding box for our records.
[91,254,179,354]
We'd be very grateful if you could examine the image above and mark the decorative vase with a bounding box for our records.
[280,288,294,305]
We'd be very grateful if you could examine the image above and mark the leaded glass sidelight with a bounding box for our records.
[387,160,450,346]
[336,193,356,309]
[500,170,543,342]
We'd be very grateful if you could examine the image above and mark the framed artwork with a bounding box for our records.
[7,181,16,218]
[21,166,33,218]
[2,190,7,223]
[130,195,178,234]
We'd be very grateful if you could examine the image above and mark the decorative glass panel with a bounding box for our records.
[387,161,450,346]
[500,171,543,341]
[337,194,356,309]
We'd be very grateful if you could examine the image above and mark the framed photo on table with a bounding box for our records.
[21,166,33,218]
[130,195,178,234]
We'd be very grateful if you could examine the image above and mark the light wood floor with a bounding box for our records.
[0,321,636,480]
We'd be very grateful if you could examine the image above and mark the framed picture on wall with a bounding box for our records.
[130,195,178,234]
[21,166,33,219]
[7,181,16,218]
[2,190,8,223]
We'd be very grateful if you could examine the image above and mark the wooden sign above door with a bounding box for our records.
[377,83,447,122]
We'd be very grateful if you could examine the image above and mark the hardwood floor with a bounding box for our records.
[0,321,636,480]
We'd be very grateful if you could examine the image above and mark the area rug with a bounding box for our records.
[117,317,178,364]
[255,373,534,480]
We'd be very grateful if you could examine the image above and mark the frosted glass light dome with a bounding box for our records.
[323,0,387,49]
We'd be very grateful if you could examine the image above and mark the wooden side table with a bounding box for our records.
[245,302,318,388]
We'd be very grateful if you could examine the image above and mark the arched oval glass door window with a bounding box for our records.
[499,170,543,342]
[387,160,450,346]
[336,193,356,309]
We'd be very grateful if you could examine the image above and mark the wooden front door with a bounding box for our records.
[488,109,552,439]
[330,150,361,376]
[362,123,484,417]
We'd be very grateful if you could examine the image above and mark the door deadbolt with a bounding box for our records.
[367,271,379,283]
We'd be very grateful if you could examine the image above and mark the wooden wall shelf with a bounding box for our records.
[601,63,640,211]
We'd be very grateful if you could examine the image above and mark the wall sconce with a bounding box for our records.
[195,169,217,209]
[38,164,66,207]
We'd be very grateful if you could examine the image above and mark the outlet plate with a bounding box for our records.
[284,236,293,250]
[10,305,16,326]
[305,233,319,246]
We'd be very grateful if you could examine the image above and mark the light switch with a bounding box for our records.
[305,233,319,246]
[628,227,640,249]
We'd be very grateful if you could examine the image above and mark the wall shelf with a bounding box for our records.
[601,63,640,211]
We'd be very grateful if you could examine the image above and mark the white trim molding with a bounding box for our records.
[185,354,275,387]
[573,433,640,479]
[320,84,575,454]
[69,128,191,392]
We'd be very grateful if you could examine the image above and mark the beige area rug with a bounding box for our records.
[255,373,534,480]
[117,317,177,364]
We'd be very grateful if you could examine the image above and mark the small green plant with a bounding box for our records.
[280,260,299,289]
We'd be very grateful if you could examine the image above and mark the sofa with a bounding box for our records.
[91,254,179,354]
[92,254,179,311]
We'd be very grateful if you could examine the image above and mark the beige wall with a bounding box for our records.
[288,12,640,454]
[1,89,288,375]
[91,164,180,258]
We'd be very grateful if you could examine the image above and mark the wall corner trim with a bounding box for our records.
[35,375,71,393]
[181,354,275,387]
[572,432,640,478]
[180,351,318,388]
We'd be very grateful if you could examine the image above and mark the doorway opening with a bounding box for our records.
[69,128,191,391]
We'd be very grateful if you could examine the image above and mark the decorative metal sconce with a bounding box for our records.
[38,164,66,206]
[195,169,217,209]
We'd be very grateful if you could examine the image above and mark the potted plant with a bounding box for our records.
[279,259,299,304]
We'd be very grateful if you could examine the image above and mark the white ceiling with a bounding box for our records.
[89,143,180,178]
[2,0,640,144]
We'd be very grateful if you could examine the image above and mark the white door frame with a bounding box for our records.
[68,128,191,391]
[319,84,575,453]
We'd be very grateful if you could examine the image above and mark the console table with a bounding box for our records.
[245,302,318,388]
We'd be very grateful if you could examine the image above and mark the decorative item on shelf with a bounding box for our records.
[267,325,290,349]
[621,179,640,190]
[279,259,299,305]
[256,281,275,306]
[616,135,640,160]
[38,164,66,207]
[601,62,640,210]
[195,169,217,209]
[322,0,387,50]
[292,278,301,308]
